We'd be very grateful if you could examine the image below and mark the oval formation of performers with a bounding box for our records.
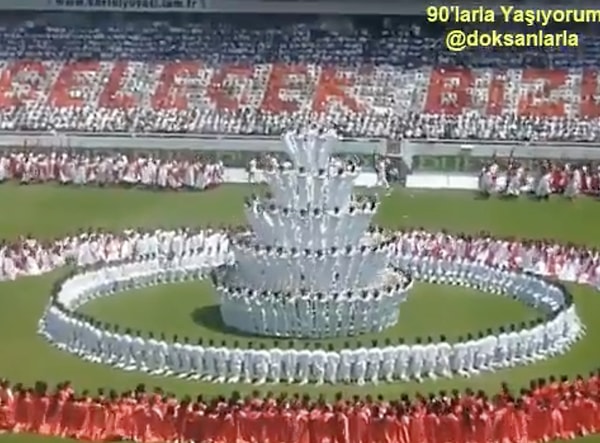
[38,228,584,386]
[221,226,409,338]
[212,264,410,338]
[243,199,379,249]
[228,229,395,293]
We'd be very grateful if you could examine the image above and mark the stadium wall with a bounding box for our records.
[6,0,597,15]
[0,0,479,15]
[405,173,481,191]
[399,140,600,170]
[0,133,385,155]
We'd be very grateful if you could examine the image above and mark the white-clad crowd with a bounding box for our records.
[480,160,600,199]
[218,227,409,338]
[224,131,407,339]
[0,150,224,190]
[38,234,582,386]
[262,167,363,213]
[243,198,378,250]
[0,228,231,281]
[229,235,392,293]
[214,268,410,339]
[3,228,598,287]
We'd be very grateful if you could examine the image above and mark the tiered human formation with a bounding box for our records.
[212,130,410,338]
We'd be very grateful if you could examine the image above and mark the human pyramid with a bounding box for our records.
[0,149,224,190]
[214,130,411,339]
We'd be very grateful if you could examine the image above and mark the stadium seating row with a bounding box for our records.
[2,62,600,139]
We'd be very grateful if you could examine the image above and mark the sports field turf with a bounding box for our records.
[0,183,599,443]
[79,280,539,348]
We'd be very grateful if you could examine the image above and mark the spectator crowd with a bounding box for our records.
[0,14,597,140]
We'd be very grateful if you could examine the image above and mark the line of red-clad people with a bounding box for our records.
[1,372,600,443]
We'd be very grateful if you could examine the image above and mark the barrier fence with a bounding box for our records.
[399,139,600,172]
[0,133,385,171]
[408,154,600,174]
[0,133,385,155]
[5,133,600,177]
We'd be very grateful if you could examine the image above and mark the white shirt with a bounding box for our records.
[132,335,145,356]
[311,350,327,371]
[326,351,340,371]
[215,346,229,369]
[353,347,368,365]
[297,349,311,367]
[367,348,382,365]
[411,344,424,366]
[253,349,271,371]
[424,343,438,364]
[270,348,283,368]
[340,348,354,366]
[230,348,244,367]
[437,342,452,362]
[381,346,396,366]
[282,349,298,376]
[395,345,410,366]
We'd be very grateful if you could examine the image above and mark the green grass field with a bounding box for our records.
[0,183,599,443]
[79,280,540,347]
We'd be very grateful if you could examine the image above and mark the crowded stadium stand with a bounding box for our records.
[0,13,598,139]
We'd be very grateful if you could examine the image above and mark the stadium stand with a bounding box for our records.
[0,13,598,139]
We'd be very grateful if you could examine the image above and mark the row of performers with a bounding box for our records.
[0,153,224,188]
[479,162,600,197]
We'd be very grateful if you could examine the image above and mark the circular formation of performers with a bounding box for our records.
[243,197,379,250]
[37,231,584,386]
[212,268,411,338]
[227,235,398,293]
[261,164,361,212]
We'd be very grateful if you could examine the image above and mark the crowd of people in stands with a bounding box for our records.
[0,13,597,139]
[0,373,599,442]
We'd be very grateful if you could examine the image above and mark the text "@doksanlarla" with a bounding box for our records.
[426,6,593,52]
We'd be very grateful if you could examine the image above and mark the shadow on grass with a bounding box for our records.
[475,192,545,202]
[473,192,491,200]
[189,306,313,345]
[190,305,257,339]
